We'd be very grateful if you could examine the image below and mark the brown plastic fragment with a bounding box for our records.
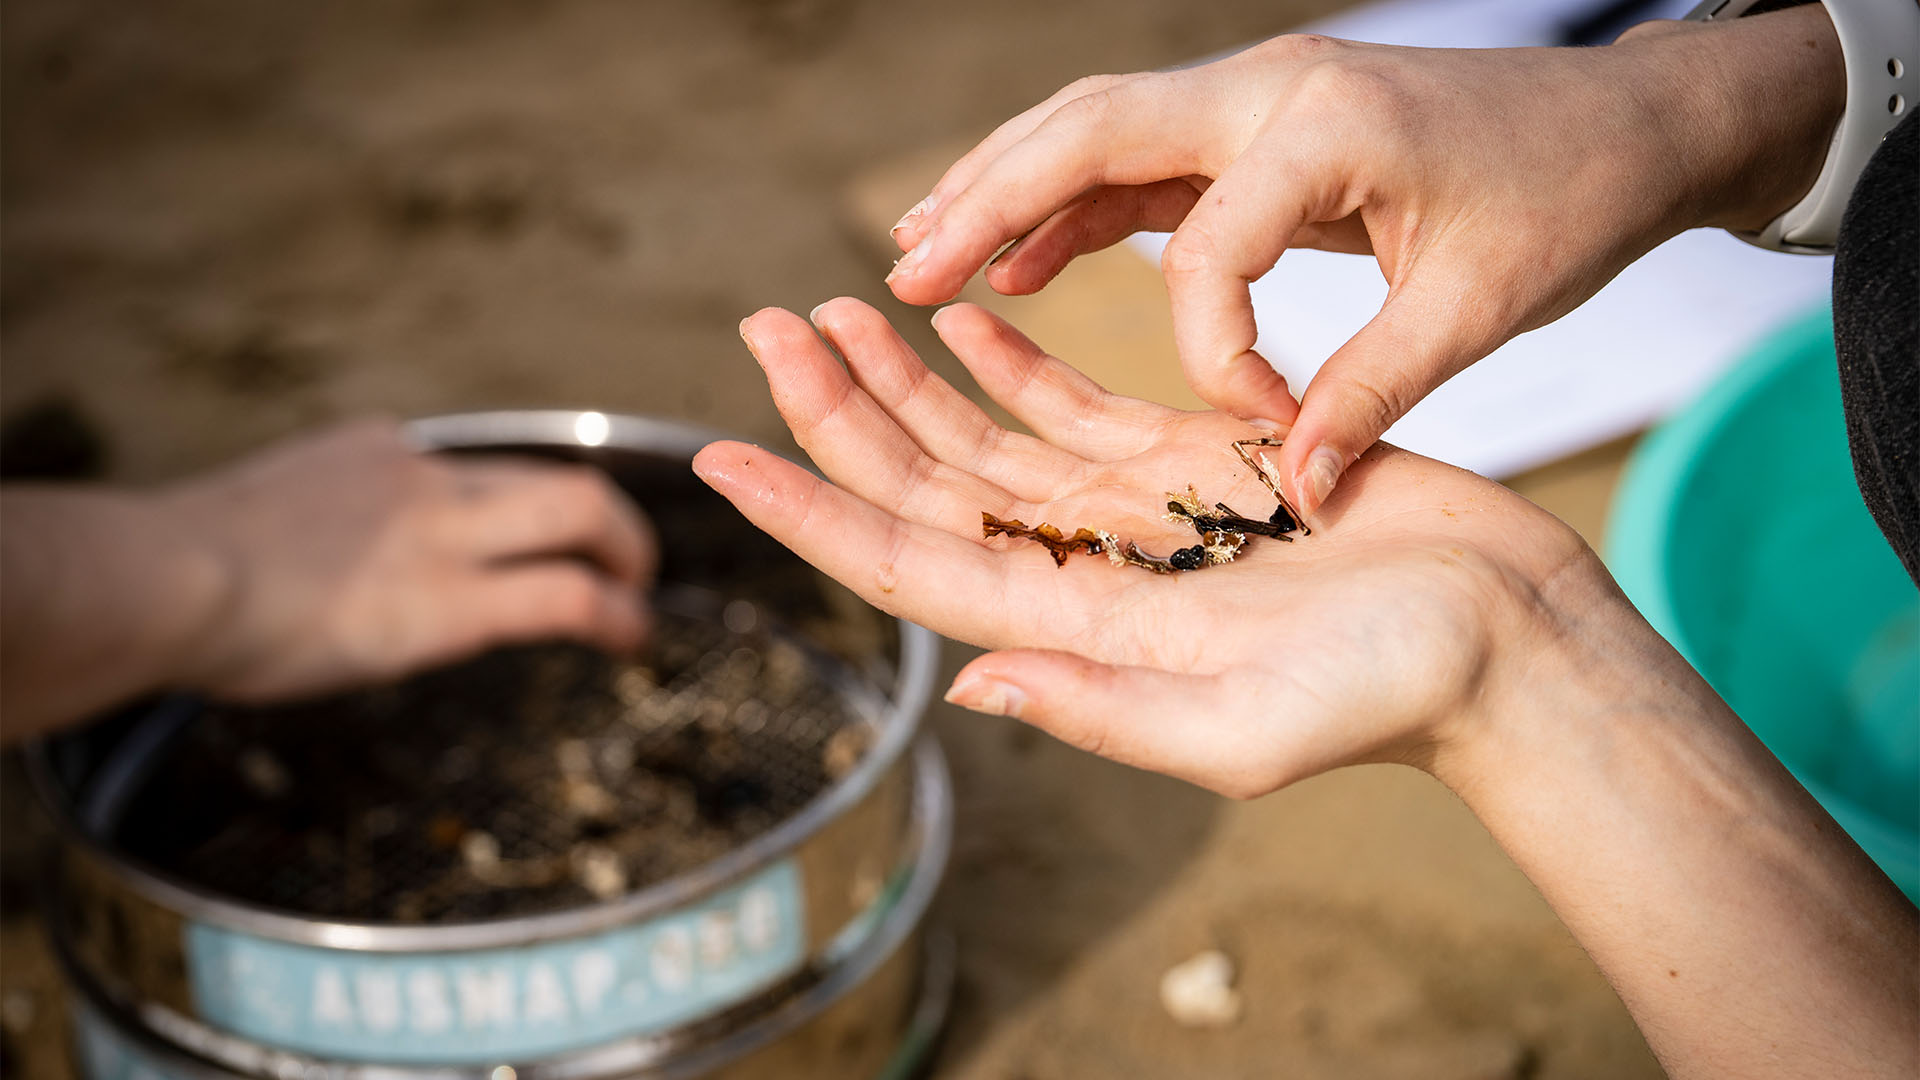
[982,512,1106,566]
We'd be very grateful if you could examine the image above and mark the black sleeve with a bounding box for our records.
[1831,111,1919,584]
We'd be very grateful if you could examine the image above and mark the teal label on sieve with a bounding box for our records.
[183,859,806,1063]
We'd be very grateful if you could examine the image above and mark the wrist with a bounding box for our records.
[0,488,237,734]
[1618,6,1846,236]
[1424,542,1704,798]
[134,487,246,694]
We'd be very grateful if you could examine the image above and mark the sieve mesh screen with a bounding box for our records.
[107,606,876,922]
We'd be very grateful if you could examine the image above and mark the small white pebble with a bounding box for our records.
[732,699,772,735]
[1159,949,1242,1029]
[460,830,501,869]
[572,845,627,901]
[822,726,868,780]
[722,600,758,634]
[614,667,656,705]
[237,747,291,798]
[562,777,619,820]
[598,735,636,773]
[555,739,593,778]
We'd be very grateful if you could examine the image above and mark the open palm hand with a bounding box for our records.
[695,299,1590,797]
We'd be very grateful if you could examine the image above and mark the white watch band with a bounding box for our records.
[1688,0,1920,254]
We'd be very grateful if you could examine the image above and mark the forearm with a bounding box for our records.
[1441,563,1918,1078]
[0,489,230,740]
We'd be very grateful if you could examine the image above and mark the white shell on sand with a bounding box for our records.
[1159,949,1243,1029]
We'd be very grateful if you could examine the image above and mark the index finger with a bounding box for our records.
[892,72,1145,251]
[887,71,1221,306]
[692,440,1043,650]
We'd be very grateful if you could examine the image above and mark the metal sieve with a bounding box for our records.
[33,411,951,1078]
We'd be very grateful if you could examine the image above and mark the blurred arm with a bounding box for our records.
[1,420,655,742]
[1,487,230,739]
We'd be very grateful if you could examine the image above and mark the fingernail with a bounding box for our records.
[1301,445,1344,514]
[944,673,1026,719]
[737,316,754,343]
[886,231,935,285]
[891,196,934,235]
[807,301,829,324]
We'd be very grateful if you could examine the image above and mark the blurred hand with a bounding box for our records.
[694,299,1593,797]
[885,7,1842,517]
[159,419,654,701]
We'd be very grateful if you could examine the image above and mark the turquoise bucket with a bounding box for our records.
[1607,305,1919,902]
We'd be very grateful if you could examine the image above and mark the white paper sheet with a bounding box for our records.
[1126,0,1833,478]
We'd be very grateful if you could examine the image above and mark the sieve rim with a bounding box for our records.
[49,737,954,1079]
[29,411,942,952]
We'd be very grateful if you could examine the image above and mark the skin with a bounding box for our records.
[695,298,1917,1078]
[0,419,654,740]
[884,5,1846,519]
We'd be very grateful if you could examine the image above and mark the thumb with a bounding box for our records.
[944,649,1274,799]
[1279,287,1489,518]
